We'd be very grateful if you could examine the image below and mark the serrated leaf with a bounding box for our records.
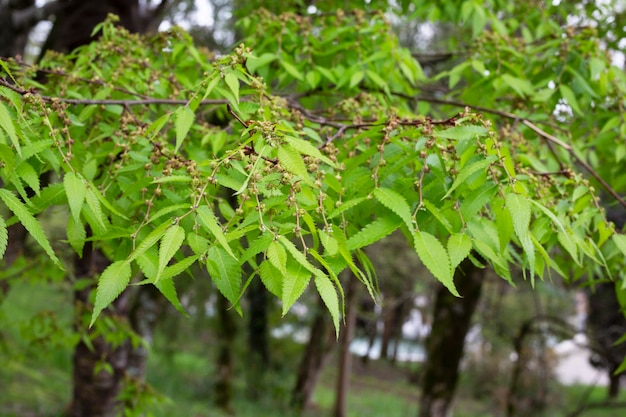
[137,248,158,279]
[197,205,237,259]
[315,273,340,337]
[319,229,338,256]
[373,187,414,231]
[154,276,187,315]
[267,240,287,274]
[174,106,194,153]
[559,84,583,116]
[240,233,273,266]
[0,102,20,156]
[17,162,39,195]
[64,172,87,224]
[329,197,367,219]
[278,235,316,274]
[506,193,535,280]
[187,232,209,255]
[443,156,496,199]
[160,255,198,281]
[347,216,402,251]
[67,215,86,256]
[128,221,171,263]
[0,189,62,268]
[206,246,242,314]
[85,187,107,231]
[612,234,626,257]
[282,258,311,315]
[224,72,240,103]
[0,216,7,260]
[448,233,472,271]
[156,225,185,282]
[285,136,336,167]
[259,261,283,298]
[277,144,312,185]
[414,230,457,296]
[90,260,131,326]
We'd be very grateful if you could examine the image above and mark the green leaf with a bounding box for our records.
[156,225,185,282]
[281,60,304,81]
[64,172,87,224]
[278,235,316,275]
[373,187,414,231]
[17,162,39,195]
[281,258,311,315]
[277,144,312,185]
[319,229,338,256]
[329,197,367,219]
[224,72,240,103]
[67,215,86,256]
[90,260,132,326]
[128,221,171,263]
[174,106,194,153]
[267,240,287,274]
[0,216,7,260]
[246,52,277,73]
[259,260,283,298]
[85,187,107,231]
[413,230,458,296]
[433,125,488,140]
[505,193,535,281]
[314,273,340,337]
[0,102,20,156]
[349,70,365,88]
[159,255,198,281]
[197,206,237,259]
[154,277,187,315]
[443,156,497,199]
[347,216,402,250]
[612,234,626,258]
[240,233,273,266]
[285,136,336,167]
[206,246,242,314]
[447,233,472,271]
[0,189,62,268]
[559,84,583,116]
[502,74,535,97]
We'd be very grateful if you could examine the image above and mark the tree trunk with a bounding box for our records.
[70,245,132,417]
[246,276,270,400]
[215,292,237,413]
[418,258,484,417]
[291,297,335,411]
[333,272,358,417]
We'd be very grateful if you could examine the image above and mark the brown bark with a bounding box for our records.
[291,297,335,411]
[333,272,358,417]
[418,258,484,417]
[246,275,270,400]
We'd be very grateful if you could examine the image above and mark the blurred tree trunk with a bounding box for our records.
[334,271,358,417]
[215,292,237,413]
[291,297,335,411]
[419,258,484,417]
[246,275,270,400]
[70,243,129,417]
